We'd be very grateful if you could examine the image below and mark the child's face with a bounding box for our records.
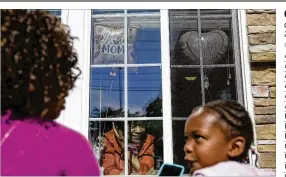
[184,108,230,174]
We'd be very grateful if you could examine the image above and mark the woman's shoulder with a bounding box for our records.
[46,121,89,145]
[38,122,100,175]
[18,118,90,147]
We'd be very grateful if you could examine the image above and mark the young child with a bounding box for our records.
[184,100,275,176]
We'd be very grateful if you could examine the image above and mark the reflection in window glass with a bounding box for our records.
[128,16,161,64]
[128,67,162,117]
[90,68,124,118]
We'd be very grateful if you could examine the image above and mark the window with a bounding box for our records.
[63,9,246,176]
[88,10,164,175]
[169,9,243,174]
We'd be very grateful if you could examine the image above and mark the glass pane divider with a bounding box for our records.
[197,9,206,105]
[160,9,174,164]
[90,63,162,68]
[123,9,128,176]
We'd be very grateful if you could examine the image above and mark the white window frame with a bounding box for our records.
[60,9,257,175]
[237,9,258,166]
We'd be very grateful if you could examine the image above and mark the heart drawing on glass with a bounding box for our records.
[179,29,229,65]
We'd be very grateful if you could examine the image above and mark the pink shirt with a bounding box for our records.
[1,111,100,176]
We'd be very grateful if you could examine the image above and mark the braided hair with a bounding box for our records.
[194,100,254,162]
[1,10,80,120]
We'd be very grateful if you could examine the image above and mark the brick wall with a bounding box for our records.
[247,9,276,170]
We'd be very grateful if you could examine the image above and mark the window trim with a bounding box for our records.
[160,9,174,164]
[81,10,92,139]
[232,9,244,105]
[237,9,258,166]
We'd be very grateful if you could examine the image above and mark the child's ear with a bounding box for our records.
[228,136,246,158]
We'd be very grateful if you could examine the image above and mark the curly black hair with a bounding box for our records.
[193,100,254,162]
[1,9,81,120]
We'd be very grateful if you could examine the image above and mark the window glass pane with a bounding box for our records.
[89,121,125,175]
[128,67,162,117]
[92,9,124,15]
[128,120,163,175]
[128,16,161,64]
[91,17,125,65]
[201,19,234,65]
[169,10,198,65]
[172,120,189,174]
[171,68,201,118]
[200,9,231,15]
[90,68,124,118]
[204,67,237,102]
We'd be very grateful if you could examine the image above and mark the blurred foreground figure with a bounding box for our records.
[1,9,100,176]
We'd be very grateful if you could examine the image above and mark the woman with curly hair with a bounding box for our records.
[1,9,100,176]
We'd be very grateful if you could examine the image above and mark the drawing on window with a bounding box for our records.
[92,24,138,65]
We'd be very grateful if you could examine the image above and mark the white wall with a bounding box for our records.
[57,10,90,138]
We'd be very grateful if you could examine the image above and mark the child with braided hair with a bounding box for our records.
[184,100,275,176]
[1,9,100,176]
